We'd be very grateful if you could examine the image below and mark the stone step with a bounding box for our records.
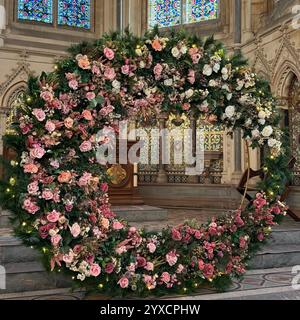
[0,233,41,264]
[0,209,13,229]
[113,205,168,222]
[269,228,300,245]
[249,244,300,269]
[0,287,85,300]
[1,261,72,294]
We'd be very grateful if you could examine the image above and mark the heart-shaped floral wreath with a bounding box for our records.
[0,29,290,297]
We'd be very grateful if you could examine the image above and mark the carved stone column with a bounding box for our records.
[156,112,168,184]
[0,108,8,156]
[187,111,198,184]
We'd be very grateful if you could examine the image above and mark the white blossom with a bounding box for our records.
[171,47,181,59]
[261,125,273,137]
[225,105,235,118]
[203,64,213,76]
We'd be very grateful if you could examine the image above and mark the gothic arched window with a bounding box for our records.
[148,0,220,28]
[17,0,91,29]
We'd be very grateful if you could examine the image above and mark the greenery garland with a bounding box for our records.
[0,28,290,297]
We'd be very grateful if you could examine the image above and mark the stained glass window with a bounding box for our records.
[17,0,53,23]
[186,0,219,23]
[58,0,91,29]
[148,0,182,28]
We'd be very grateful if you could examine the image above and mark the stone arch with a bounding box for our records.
[272,61,300,100]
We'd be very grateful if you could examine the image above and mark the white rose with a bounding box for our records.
[112,80,121,89]
[258,110,266,119]
[164,79,173,86]
[245,119,252,127]
[180,45,187,54]
[225,105,235,118]
[139,61,146,68]
[185,89,194,99]
[213,63,220,73]
[222,67,228,75]
[209,80,217,87]
[203,64,213,76]
[268,138,277,147]
[227,93,233,101]
[135,48,142,56]
[171,47,181,58]
[251,129,260,138]
[261,125,273,137]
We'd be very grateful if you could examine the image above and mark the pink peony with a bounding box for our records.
[166,250,178,266]
[90,263,101,277]
[86,92,96,101]
[161,272,171,283]
[147,242,156,253]
[47,210,60,223]
[45,120,56,133]
[70,223,81,238]
[118,277,129,289]
[112,221,124,230]
[51,234,62,247]
[32,109,46,122]
[30,146,45,159]
[103,47,115,60]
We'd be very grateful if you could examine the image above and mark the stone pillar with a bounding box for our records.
[242,0,253,42]
[0,108,7,156]
[222,130,235,184]
[123,0,146,36]
[187,112,198,184]
[156,113,168,184]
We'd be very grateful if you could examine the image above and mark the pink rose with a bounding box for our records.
[100,182,109,193]
[47,210,60,223]
[82,110,93,121]
[32,109,46,122]
[203,263,214,279]
[104,47,115,60]
[42,189,54,200]
[69,79,78,90]
[24,163,39,174]
[50,159,60,169]
[161,272,170,283]
[45,120,56,133]
[30,146,45,159]
[171,228,182,241]
[86,92,96,101]
[194,230,202,240]
[137,256,147,268]
[70,223,81,238]
[63,251,74,264]
[188,69,195,84]
[121,65,130,75]
[182,103,190,111]
[51,234,62,247]
[145,262,154,271]
[64,117,74,129]
[105,263,115,274]
[257,232,264,241]
[239,237,247,249]
[27,181,39,195]
[92,65,101,75]
[112,221,124,230]
[153,63,163,79]
[90,263,101,277]
[104,67,116,80]
[147,242,156,253]
[77,55,91,69]
[23,199,40,215]
[118,277,129,289]
[79,140,92,152]
[65,72,76,81]
[166,250,178,266]
[198,259,205,270]
[176,264,184,274]
[40,91,53,102]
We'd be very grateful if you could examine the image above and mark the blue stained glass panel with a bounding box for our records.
[18,0,53,23]
[148,0,182,28]
[58,0,91,29]
[186,0,219,23]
